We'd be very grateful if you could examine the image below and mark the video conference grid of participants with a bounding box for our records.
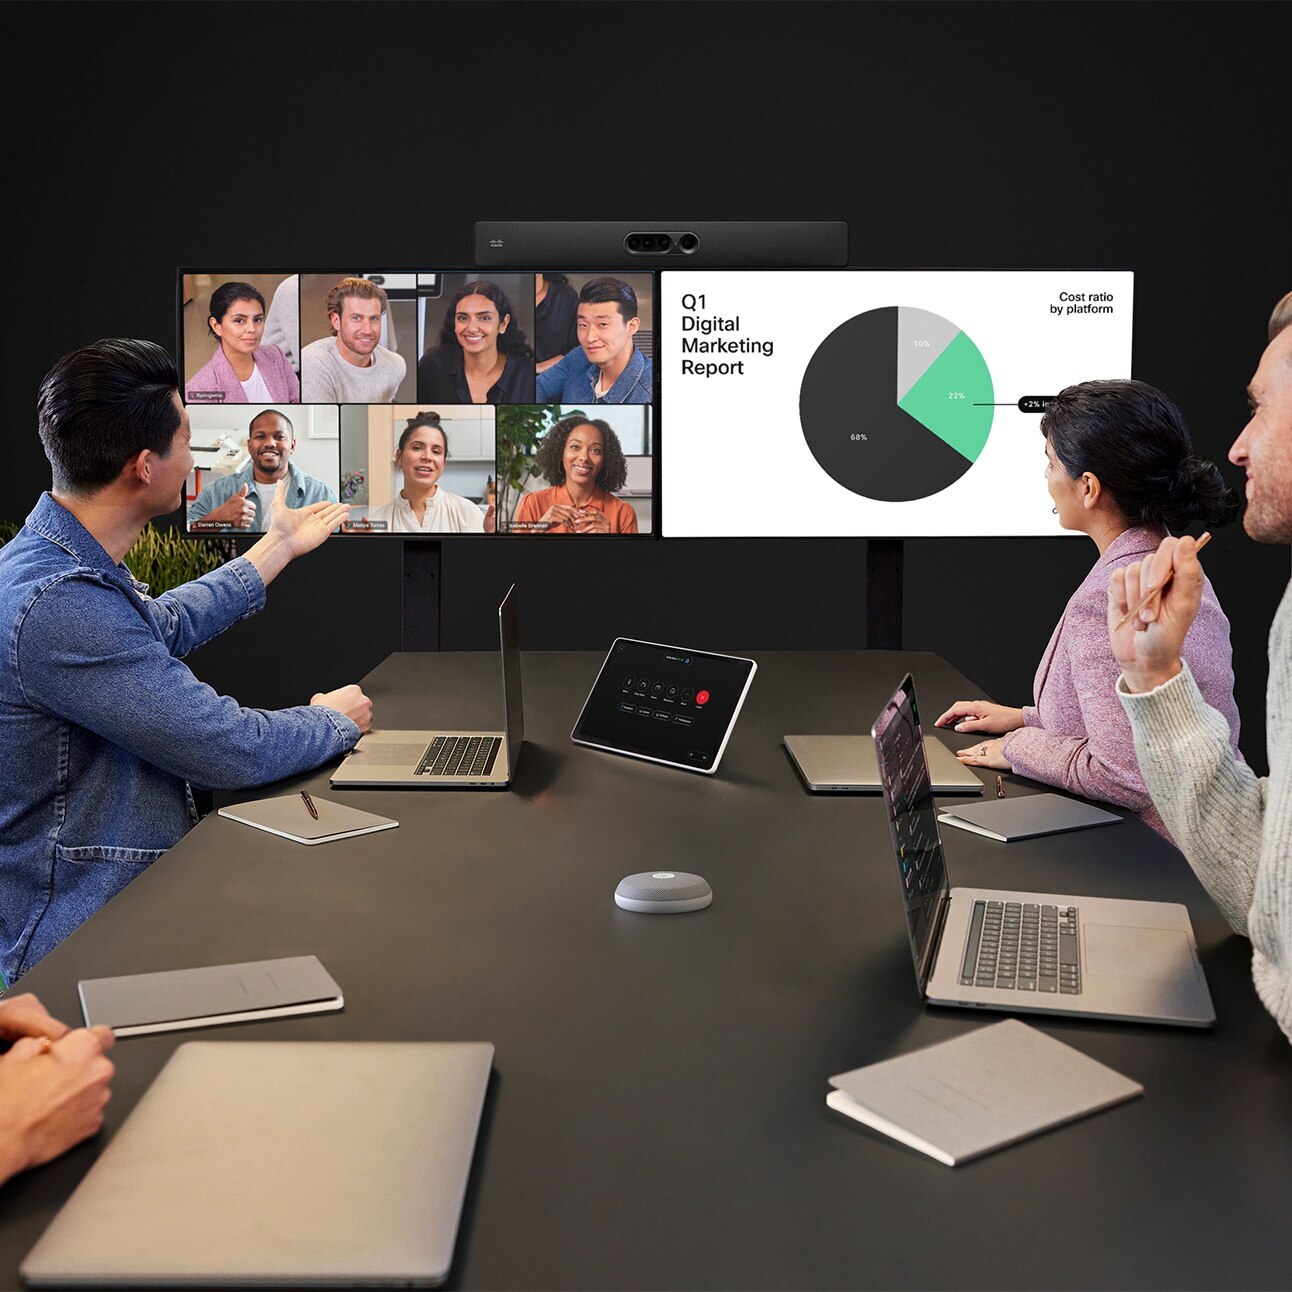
[179,270,656,537]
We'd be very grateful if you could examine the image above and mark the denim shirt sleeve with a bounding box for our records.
[15,571,360,790]
[146,557,265,658]
[535,350,571,402]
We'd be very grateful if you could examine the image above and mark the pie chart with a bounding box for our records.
[799,306,994,501]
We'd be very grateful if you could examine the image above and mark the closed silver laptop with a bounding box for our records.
[331,584,522,789]
[784,732,983,794]
[21,1040,494,1288]
[872,674,1214,1027]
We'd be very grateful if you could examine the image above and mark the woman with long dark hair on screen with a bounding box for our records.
[934,379,1242,839]
[367,412,495,534]
[512,415,638,535]
[185,280,300,404]
[417,280,535,404]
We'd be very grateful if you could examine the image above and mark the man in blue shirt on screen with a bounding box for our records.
[535,277,653,405]
[0,339,372,983]
[188,408,337,532]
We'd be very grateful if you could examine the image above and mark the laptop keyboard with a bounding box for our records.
[960,900,1082,994]
[416,736,501,779]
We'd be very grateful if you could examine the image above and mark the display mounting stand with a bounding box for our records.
[401,541,441,650]
[865,539,903,650]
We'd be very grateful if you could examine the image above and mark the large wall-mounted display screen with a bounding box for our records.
[178,269,656,537]
[658,270,1133,537]
[179,266,1134,542]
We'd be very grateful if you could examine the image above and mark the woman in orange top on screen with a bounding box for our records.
[513,416,639,534]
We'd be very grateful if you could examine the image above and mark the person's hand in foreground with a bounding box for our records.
[1108,534,1207,693]
[244,480,350,587]
[954,736,1013,770]
[0,993,70,1048]
[0,996,115,1186]
[266,481,350,559]
[310,684,373,735]
[934,700,1025,735]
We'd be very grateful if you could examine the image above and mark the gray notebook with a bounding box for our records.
[79,955,344,1037]
[827,1019,1142,1165]
[938,791,1121,841]
[218,794,398,844]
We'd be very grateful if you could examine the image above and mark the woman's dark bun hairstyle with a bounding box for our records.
[1041,379,1238,532]
[398,410,447,456]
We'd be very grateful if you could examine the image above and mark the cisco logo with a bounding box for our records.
[489,239,504,248]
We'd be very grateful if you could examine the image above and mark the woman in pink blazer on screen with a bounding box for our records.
[935,379,1242,841]
[185,279,300,404]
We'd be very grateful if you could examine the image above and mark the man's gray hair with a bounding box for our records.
[1270,290,1292,341]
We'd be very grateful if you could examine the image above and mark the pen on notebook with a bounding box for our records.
[996,775,1006,799]
[1114,532,1211,631]
[300,790,318,820]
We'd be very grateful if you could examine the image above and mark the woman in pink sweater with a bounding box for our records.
[936,380,1242,839]
[185,280,300,404]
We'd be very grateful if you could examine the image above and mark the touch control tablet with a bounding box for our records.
[572,639,756,775]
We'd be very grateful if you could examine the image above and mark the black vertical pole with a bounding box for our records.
[401,540,442,651]
[865,538,903,650]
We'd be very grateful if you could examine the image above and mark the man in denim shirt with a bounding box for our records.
[188,408,337,532]
[535,277,653,405]
[0,339,372,982]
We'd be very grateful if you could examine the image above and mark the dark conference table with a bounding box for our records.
[2,650,1290,1290]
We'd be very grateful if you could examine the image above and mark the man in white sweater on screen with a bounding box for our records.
[300,277,406,403]
[1109,291,1292,1041]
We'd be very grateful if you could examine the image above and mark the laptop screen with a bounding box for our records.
[872,675,951,991]
[499,585,524,776]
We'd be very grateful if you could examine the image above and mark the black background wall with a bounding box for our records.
[6,2,1289,772]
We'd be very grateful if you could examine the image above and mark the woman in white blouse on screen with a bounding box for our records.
[367,412,495,533]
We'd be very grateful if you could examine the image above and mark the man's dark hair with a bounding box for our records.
[578,276,638,324]
[249,408,294,436]
[435,281,534,359]
[37,338,181,495]
[206,281,266,339]
[534,415,628,492]
[1041,379,1237,533]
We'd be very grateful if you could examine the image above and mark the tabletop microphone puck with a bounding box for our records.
[614,871,713,913]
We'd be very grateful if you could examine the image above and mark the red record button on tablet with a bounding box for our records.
[695,690,710,706]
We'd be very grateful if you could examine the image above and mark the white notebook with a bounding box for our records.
[219,794,398,845]
[827,1020,1142,1165]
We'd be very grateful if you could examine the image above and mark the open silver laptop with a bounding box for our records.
[785,732,983,794]
[21,1040,494,1288]
[332,584,522,789]
[873,674,1214,1027]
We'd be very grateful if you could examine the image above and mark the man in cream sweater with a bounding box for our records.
[1109,291,1292,1041]
[300,277,406,403]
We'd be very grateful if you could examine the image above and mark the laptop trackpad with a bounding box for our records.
[1085,925,1195,981]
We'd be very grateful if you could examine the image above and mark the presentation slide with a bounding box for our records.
[659,270,1133,537]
